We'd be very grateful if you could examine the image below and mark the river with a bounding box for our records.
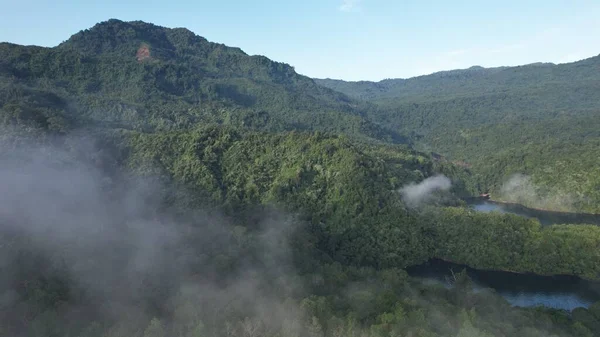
[408,201,600,311]
[408,259,600,311]
[470,200,600,226]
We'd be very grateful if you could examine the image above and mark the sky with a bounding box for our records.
[1,0,599,81]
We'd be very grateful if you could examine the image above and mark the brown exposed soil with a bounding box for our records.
[136,44,151,62]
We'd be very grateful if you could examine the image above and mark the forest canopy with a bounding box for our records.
[1,19,600,337]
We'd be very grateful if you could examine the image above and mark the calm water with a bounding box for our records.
[448,201,600,310]
[408,259,600,311]
[470,201,600,226]
[411,201,600,310]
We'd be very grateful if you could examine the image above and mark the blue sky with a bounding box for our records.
[1,0,599,81]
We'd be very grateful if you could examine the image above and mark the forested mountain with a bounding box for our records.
[315,58,599,115]
[316,57,600,212]
[3,124,600,337]
[0,19,403,142]
[2,19,600,337]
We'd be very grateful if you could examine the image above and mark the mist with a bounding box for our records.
[400,175,452,208]
[499,173,576,211]
[0,136,308,337]
[0,134,592,337]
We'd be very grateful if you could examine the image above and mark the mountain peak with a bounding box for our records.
[0,19,405,143]
[58,19,213,59]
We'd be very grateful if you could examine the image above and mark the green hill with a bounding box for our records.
[0,19,404,143]
[315,58,600,119]
[123,126,600,279]
[2,19,600,337]
[316,58,600,212]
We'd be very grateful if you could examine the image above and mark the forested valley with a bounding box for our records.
[1,19,600,337]
[316,58,600,213]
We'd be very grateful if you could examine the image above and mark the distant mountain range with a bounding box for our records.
[315,55,600,128]
[317,56,600,212]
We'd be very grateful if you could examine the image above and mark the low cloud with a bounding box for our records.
[0,135,307,336]
[499,173,576,211]
[500,174,536,202]
[400,175,452,208]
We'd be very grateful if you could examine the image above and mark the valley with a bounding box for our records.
[1,18,600,337]
[316,59,600,214]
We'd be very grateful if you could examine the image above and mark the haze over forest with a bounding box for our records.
[1,19,600,337]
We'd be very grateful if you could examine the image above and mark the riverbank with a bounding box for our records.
[490,199,600,216]
[407,259,600,311]
[466,198,600,226]
[433,256,599,282]
[433,204,600,282]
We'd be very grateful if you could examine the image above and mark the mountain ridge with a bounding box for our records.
[0,19,405,143]
[2,19,600,337]
[315,51,600,213]
[315,55,599,84]
[315,54,600,101]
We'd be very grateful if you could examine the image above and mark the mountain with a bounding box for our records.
[316,58,599,108]
[315,57,600,133]
[0,19,404,143]
[316,57,600,212]
[2,19,600,337]
[317,65,508,101]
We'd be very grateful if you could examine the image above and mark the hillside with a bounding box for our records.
[123,126,600,279]
[0,19,404,143]
[1,18,599,278]
[316,57,600,133]
[2,19,600,337]
[316,58,600,212]
[3,123,600,337]
[315,58,599,113]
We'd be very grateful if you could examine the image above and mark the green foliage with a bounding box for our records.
[0,19,405,143]
[124,126,436,268]
[2,18,600,337]
[316,59,600,212]
[2,128,600,337]
[430,207,600,280]
[122,125,600,280]
[424,117,600,213]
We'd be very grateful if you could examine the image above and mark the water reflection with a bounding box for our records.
[470,201,600,226]
[408,259,600,311]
